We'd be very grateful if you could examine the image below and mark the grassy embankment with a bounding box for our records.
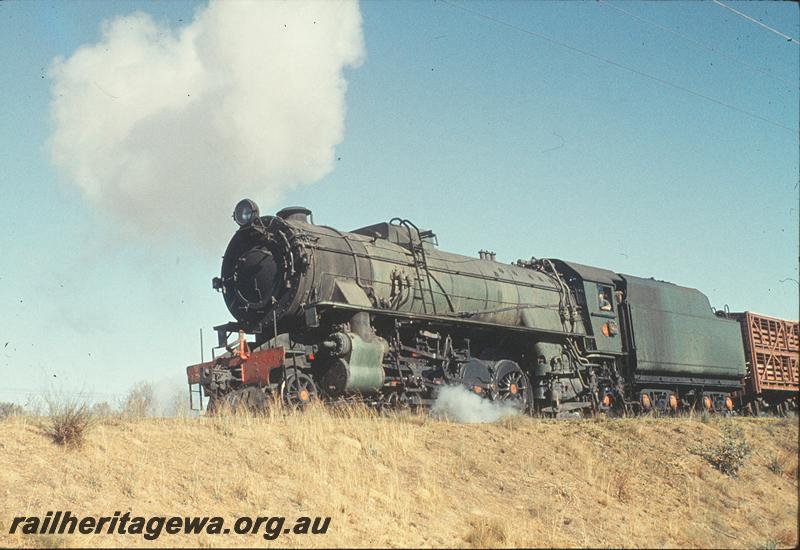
[1,406,797,548]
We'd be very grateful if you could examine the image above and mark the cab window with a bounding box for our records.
[597,285,613,312]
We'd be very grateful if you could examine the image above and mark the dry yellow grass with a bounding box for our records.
[0,406,797,548]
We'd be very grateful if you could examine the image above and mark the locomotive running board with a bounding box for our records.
[304,301,587,342]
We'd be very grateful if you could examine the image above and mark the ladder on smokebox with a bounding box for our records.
[409,240,438,316]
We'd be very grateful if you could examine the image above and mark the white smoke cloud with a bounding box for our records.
[48,0,364,242]
[431,385,521,424]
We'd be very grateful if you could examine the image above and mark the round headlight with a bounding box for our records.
[233,199,260,226]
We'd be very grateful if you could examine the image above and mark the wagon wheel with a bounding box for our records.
[492,360,530,412]
[282,370,318,409]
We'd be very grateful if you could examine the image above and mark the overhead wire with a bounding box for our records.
[438,0,796,134]
[598,0,797,89]
[713,0,799,45]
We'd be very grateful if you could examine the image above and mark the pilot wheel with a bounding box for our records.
[282,370,318,409]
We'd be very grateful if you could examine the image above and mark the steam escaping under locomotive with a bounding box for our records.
[187,200,799,416]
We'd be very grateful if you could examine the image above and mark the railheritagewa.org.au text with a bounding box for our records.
[9,511,331,541]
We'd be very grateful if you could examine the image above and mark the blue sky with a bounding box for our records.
[0,0,797,405]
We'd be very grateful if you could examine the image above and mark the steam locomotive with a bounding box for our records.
[186,200,798,416]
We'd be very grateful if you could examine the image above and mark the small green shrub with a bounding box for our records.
[697,424,752,478]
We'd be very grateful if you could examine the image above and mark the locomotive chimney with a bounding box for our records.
[276,206,313,224]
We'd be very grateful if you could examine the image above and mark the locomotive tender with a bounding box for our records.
[187,199,778,416]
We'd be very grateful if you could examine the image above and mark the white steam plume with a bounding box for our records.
[431,385,521,424]
[48,1,364,242]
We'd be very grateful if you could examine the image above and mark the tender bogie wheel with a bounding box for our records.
[492,360,531,412]
[282,370,318,409]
